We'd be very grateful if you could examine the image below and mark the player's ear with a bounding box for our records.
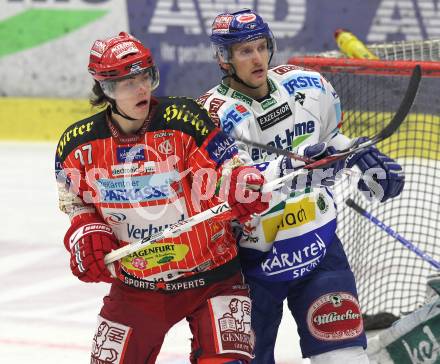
[219,61,232,73]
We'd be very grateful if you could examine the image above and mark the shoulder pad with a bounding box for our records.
[199,86,254,130]
[56,110,109,162]
[151,96,216,147]
[269,65,325,96]
[270,64,322,79]
[218,101,252,135]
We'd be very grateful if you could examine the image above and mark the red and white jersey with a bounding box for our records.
[55,96,240,284]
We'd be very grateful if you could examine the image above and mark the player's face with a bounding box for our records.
[230,38,270,89]
[113,71,153,121]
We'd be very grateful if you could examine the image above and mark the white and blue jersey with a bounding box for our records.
[198,65,353,282]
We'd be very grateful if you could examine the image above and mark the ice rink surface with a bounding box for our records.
[0,142,308,364]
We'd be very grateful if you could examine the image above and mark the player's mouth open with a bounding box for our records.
[252,69,264,77]
[136,100,149,108]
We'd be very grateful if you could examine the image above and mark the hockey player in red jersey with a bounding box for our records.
[55,31,270,364]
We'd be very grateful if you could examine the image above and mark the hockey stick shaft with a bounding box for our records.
[236,65,421,169]
[346,198,440,270]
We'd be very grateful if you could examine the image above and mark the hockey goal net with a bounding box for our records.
[288,41,440,329]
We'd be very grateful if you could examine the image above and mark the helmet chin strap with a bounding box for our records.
[227,64,261,90]
[220,44,274,91]
[108,98,139,121]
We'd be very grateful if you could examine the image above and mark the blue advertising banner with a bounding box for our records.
[127,0,440,97]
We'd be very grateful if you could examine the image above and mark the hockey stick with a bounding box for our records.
[346,198,440,270]
[235,64,422,169]
[104,168,309,264]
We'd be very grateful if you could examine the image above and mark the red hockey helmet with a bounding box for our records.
[88,31,159,90]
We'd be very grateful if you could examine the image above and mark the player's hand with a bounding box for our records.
[228,166,270,224]
[303,142,344,186]
[64,217,119,283]
[281,142,344,188]
[345,137,405,202]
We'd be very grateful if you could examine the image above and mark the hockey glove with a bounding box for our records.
[281,142,344,189]
[64,215,119,283]
[345,137,405,202]
[228,166,270,224]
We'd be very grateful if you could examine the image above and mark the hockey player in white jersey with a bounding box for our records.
[198,9,405,364]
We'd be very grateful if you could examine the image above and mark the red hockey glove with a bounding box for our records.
[64,216,119,283]
[228,166,270,224]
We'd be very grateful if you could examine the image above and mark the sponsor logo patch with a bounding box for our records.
[236,13,257,23]
[221,103,251,134]
[144,161,156,173]
[112,41,138,59]
[196,92,212,106]
[153,131,174,138]
[111,163,143,176]
[307,292,363,341]
[217,83,228,95]
[209,295,255,357]
[96,171,181,203]
[163,103,212,136]
[157,139,173,155]
[257,102,292,131]
[206,132,237,166]
[282,72,325,95]
[262,198,316,243]
[260,97,277,110]
[250,121,315,160]
[231,90,253,106]
[271,64,301,75]
[116,146,145,163]
[317,193,329,214]
[295,91,306,105]
[91,315,132,364]
[121,242,190,275]
[212,15,234,33]
[126,214,185,240]
[104,212,127,226]
[208,98,226,127]
[57,121,94,158]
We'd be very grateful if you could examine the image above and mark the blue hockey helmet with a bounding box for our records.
[210,9,276,63]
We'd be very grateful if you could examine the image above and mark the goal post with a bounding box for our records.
[287,55,440,329]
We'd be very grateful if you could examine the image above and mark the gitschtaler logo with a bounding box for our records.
[163,104,210,136]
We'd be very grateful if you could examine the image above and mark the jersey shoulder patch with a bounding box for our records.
[56,110,109,162]
[151,96,216,147]
[219,100,252,135]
